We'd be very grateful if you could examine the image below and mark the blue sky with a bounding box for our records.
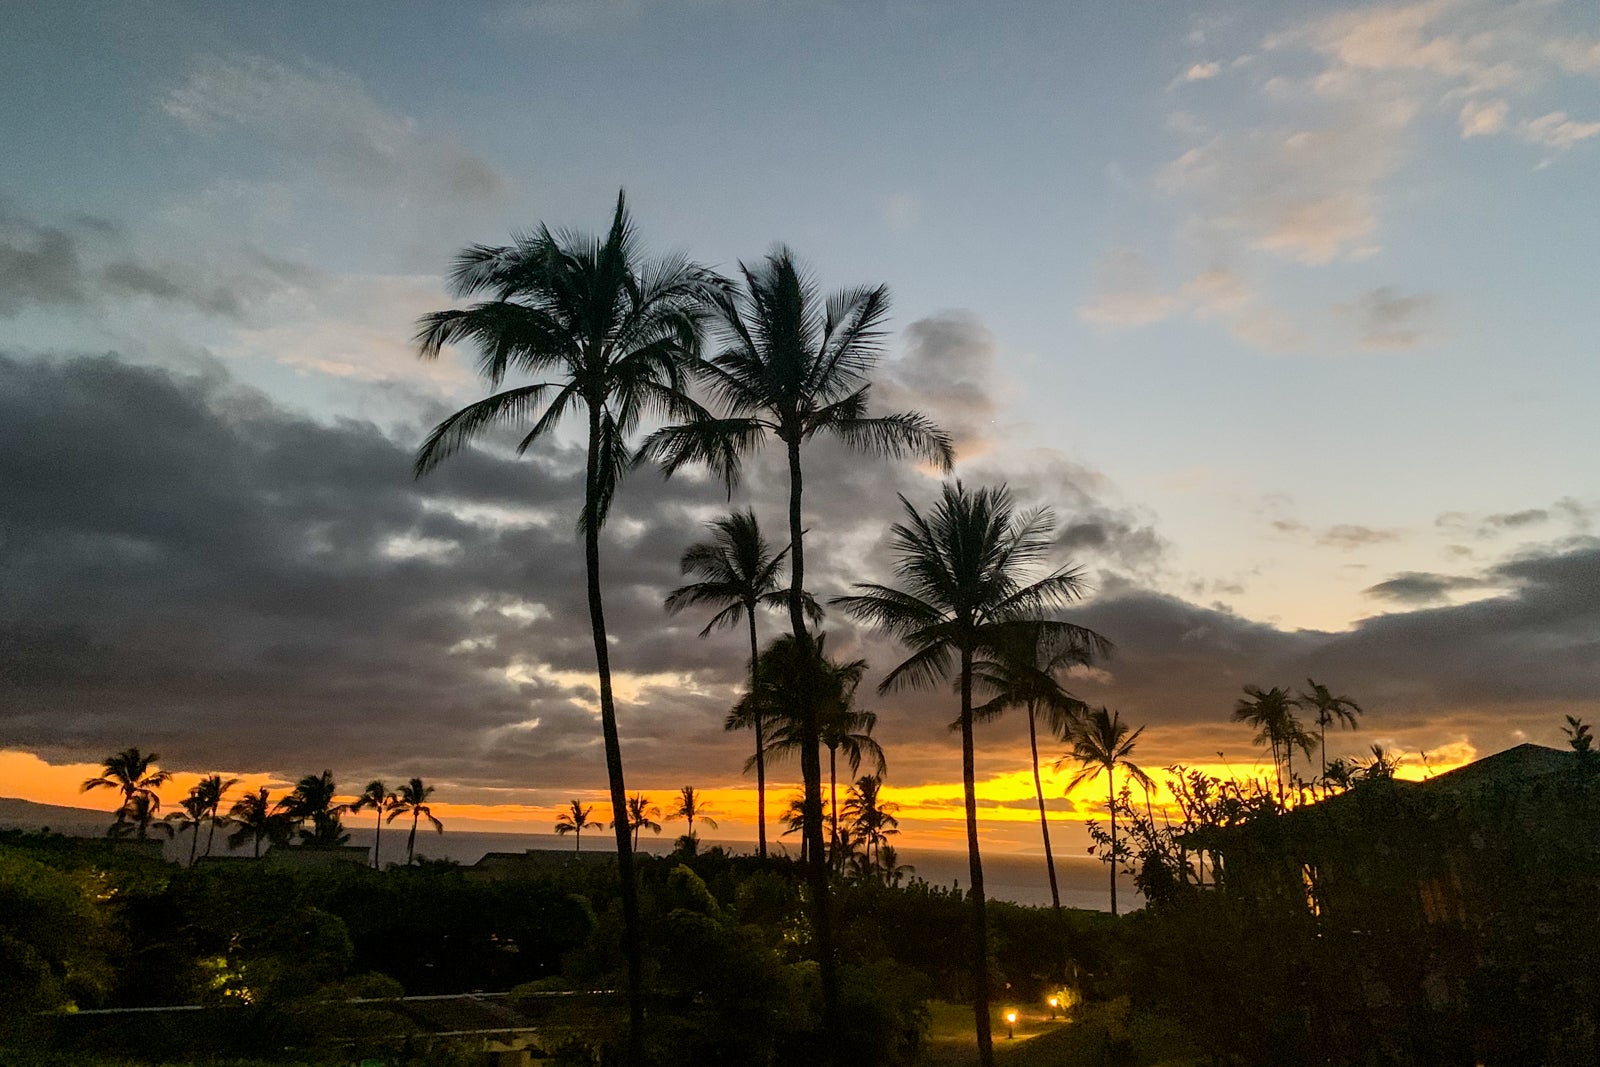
[3,0,1598,820]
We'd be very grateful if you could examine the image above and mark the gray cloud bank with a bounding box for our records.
[1,353,1595,799]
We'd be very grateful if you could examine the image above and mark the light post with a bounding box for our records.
[1005,1010,1017,1040]
[1048,995,1059,1021]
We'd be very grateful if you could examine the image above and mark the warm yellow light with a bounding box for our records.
[1005,1011,1018,1024]
[1048,996,1058,1008]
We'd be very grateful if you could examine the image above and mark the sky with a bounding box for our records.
[1,0,1597,853]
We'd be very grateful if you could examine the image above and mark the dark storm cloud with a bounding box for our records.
[877,313,1001,458]
[1362,571,1486,603]
[0,211,86,313]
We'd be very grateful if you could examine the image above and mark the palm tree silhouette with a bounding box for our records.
[1233,685,1314,794]
[641,249,953,1032]
[1297,679,1363,779]
[107,793,173,842]
[281,770,348,849]
[842,775,900,880]
[81,748,171,832]
[192,775,239,859]
[167,790,208,866]
[387,777,444,865]
[414,194,713,1047]
[350,781,395,868]
[835,481,1102,1067]
[611,793,662,851]
[555,799,602,852]
[972,622,1098,911]
[227,787,291,857]
[669,786,718,844]
[1059,706,1154,917]
[819,706,884,870]
[667,509,817,859]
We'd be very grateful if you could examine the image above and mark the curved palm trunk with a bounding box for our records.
[785,436,838,1050]
[408,810,419,864]
[1108,771,1118,916]
[959,649,995,1067]
[748,610,767,860]
[373,809,383,868]
[586,407,646,1056]
[1026,702,1062,911]
[205,816,218,858]
[188,823,200,867]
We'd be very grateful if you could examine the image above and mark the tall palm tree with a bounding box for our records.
[612,793,662,851]
[669,786,718,843]
[555,799,601,852]
[667,508,817,859]
[641,249,954,1035]
[387,777,444,864]
[228,787,292,858]
[819,707,884,869]
[167,790,209,866]
[834,481,1105,1067]
[107,794,173,842]
[192,775,239,859]
[972,623,1096,911]
[414,194,713,1049]
[281,770,348,849]
[81,748,171,830]
[1297,679,1363,779]
[1233,685,1315,794]
[350,781,395,868]
[1059,706,1154,917]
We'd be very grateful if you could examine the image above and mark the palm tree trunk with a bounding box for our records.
[206,817,217,858]
[254,830,262,859]
[1108,772,1118,916]
[586,406,646,1056]
[1026,702,1062,911]
[959,649,995,1067]
[829,746,839,871]
[189,823,199,867]
[748,609,767,860]
[574,828,581,853]
[1320,719,1328,780]
[373,810,383,868]
[408,810,419,864]
[785,435,838,1049]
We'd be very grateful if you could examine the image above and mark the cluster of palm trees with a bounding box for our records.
[80,748,444,867]
[554,786,717,853]
[1232,680,1364,794]
[412,191,1127,1063]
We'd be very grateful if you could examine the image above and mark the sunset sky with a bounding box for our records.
[2,0,1597,852]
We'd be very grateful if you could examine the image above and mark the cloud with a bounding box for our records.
[1521,110,1600,151]
[1183,62,1222,82]
[877,313,1002,459]
[0,205,314,322]
[1458,98,1508,137]
[1078,248,1179,326]
[165,55,504,205]
[1362,571,1484,603]
[1317,524,1403,550]
[1336,286,1440,350]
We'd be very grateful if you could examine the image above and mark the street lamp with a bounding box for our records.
[1048,995,1059,1021]
[1004,1010,1018,1039]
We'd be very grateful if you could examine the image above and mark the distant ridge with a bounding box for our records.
[0,796,114,834]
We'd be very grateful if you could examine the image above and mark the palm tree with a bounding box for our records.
[1355,743,1404,781]
[834,481,1105,1066]
[841,774,900,880]
[1059,706,1154,917]
[640,249,954,1033]
[612,793,662,851]
[555,799,602,852]
[414,195,712,1048]
[972,622,1096,911]
[778,793,808,862]
[669,786,718,844]
[350,781,395,868]
[167,790,209,866]
[81,748,171,830]
[107,794,173,842]
[190,774,239,859]
[1297,679,1363,779]
[387,777,444,864]
[1233,685,1315,794]
[227,787,292,858]
[667,508,817,859]
[281,770,348,849]
[819,707,884,869]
